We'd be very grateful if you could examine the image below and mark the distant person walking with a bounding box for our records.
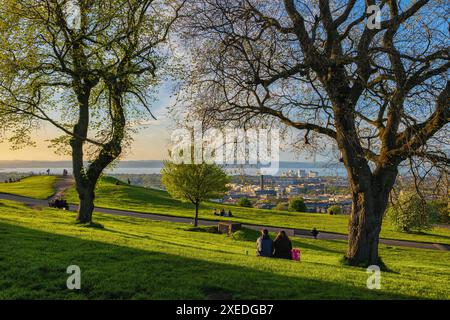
[256,229,273,257]
[127,178,131,185]
[311,227,319,239]
[273,231,293,259]
[46,169,50,175]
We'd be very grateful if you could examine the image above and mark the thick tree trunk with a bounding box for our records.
[77,184,95,224]
[194,202,199,227]
[346,190,387,266]
[345,167,398,266]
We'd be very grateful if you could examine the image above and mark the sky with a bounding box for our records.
[0,85,175,161]
[0,82,323,162]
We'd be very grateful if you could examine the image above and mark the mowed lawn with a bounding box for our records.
[62,177,450,245]
[0,176,57,199]
[0,199,449,299]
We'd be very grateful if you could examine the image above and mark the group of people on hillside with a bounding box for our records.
[213,208,233,217]
[4,177,21,183]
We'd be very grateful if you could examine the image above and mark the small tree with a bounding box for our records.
[161,162,230,227]
[237,197,253,208]
[328,205,343,215]
[387,193,438,233]
[288,197,307,213]
[275,202,288,211]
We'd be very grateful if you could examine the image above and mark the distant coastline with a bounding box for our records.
[0,160,344,169]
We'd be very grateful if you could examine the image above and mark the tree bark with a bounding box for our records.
[194,202,199,227]
[345,166,398,266]
[77,183,95,223]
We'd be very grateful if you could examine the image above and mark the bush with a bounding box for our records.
[288,197,307,212]
[231,228,260,242]
[328,205,342,215]
[387,193,438,232]
[237,197,253,208]
[275,202,288,211]
[429,200,449,224]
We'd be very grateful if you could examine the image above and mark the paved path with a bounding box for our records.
[0,184,448,252]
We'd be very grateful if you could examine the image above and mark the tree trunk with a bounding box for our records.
[346,190,385,266]
[77,184,95,224]
[194,202,199,227]
[345,167,398,266]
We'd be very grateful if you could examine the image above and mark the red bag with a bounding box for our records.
[291,248,301,261]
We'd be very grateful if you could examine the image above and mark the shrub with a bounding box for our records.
[275,202,288,211]
[237,197,253,208]
[387,193,438,232]
[328,205,343,215]
[288,197,307,212]
[429,200,449,224]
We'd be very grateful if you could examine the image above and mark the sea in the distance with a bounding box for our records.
[0,166,347,177]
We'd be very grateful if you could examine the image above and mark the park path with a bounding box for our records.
[49,175,75,200]
[0,176,449,252]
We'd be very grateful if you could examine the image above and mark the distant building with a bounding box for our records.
[255,189,277,197]
[308,171,319,178]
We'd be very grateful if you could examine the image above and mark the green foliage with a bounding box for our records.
[328,205,343,215]
[237,197,253,208]
[275,202,288,211]
[387,193,439,232]
[429,200,449,224]
[288,197,307,212]
[161,162,230,205]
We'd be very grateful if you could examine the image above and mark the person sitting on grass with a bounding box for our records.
[213,208,219,216]
[273,231,293,260]
[220,208,226,216]
[256,229,273,257]
[227,210,233,217]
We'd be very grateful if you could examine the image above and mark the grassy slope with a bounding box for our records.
[64,177,450,245]
[0,199,449,299]
[0,176,57,200]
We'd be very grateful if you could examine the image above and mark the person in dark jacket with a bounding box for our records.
[273,231,293,259]
[311,227,319,239]
[256,229,273,257]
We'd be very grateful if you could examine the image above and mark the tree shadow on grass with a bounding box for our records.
[0,222,418,300]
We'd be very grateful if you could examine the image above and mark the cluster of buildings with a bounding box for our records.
[221,171,352,214]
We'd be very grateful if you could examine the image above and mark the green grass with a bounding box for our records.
[65,176,450,245]
[0,176,57,199]
[2,175,449,245]
[0,199,449,299]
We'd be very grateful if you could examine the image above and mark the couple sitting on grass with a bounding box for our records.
[256,229,293,260]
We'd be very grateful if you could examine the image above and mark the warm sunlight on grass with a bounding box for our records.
[0,176,57,200]
[64,176,450,245]
[0,199,448,299]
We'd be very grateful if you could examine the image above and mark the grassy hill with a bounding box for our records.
[0,176,57,200]
[0,199,449,299]
[1,175,449,244]
[63,176,450,245]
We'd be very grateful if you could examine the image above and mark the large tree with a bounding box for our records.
[176,0,449,265]
[0,0,184,223]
